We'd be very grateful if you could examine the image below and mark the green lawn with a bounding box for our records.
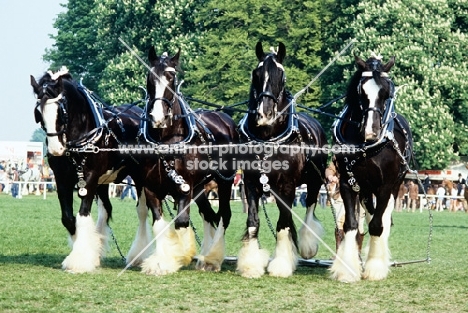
[0,193,467,313]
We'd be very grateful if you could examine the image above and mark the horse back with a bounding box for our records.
[296,112,328,169]
[297,112,327,146]
[393,113,413,166]
[197,110,239,143]
[104,104,144,144]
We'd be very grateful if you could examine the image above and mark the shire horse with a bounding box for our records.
[236,42,328,278]
[330,54,413,282]
[138,47,239,275]
[31,68,150,273]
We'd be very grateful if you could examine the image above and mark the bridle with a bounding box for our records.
[356,71,395,133]
[35,82,69,138]
[148,62,177,123]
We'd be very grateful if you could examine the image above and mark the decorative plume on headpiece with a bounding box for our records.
[269,46,278,55]
[162,52,168,57]
[370,52,383,60]
[47,66,69,80]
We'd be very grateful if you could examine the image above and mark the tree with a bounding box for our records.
[30,128,46,143]
[185,0,326,117]
[321,0,468,169]
[45,0,203,104]
[45,0,101,91]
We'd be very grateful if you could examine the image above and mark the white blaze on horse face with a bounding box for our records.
[40,97,66,156]
[150,74,169,128]
[362,79,380,141]
[256,71,270,126]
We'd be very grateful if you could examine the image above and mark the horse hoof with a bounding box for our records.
[238,269,264,279]
[195,261,221,272]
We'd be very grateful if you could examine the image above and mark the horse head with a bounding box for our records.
[250,42,286,126]
[31,67,71,156]
[147,46,180,128]
[353,54,395,142]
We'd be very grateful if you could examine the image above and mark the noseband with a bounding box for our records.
[255,90,280,104]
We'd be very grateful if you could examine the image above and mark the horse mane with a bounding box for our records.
[346,68,364,109]
[264,55,285,93]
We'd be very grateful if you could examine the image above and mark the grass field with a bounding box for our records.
[0,192,467,313]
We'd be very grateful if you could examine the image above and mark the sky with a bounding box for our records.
[0,1,64,142]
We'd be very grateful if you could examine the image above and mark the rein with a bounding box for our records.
[184,96,249,114]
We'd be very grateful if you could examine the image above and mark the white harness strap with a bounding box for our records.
[361,71,389,77]
[47,66,69,80]
[257,59,284,72]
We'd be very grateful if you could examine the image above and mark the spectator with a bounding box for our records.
[395,182,406,212]
[449,184,458,212]
[10,167,19,198]
[457,173,465,196]
[0,164,5,193]
[435,184,446,212]
[120,175,136,201]
[325,161,366,253]
[423,173,431,193]
[319,184,327,209]
[408,180,419,212]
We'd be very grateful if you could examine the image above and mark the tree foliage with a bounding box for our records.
[185,0,325,111]
[44,0,468,170]
[321,0,468,169]
[45,0,202,104]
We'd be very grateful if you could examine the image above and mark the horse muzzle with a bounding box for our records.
[256,108,276,126]
[47,142,66,156]
[364,131,380,142]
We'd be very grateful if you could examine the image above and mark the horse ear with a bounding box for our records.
[383,56,395,72]
[30,75,40,94]
[277,42,286,64]
[148,46,158,64]
[354,55,366,70]
[255,42,265,61]
[171,49,181,66]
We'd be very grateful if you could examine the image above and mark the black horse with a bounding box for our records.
[31,68,150,272]
[138,47,239,275]
[330,55,413,282]
[236,42,328,278]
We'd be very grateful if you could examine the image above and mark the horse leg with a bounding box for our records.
[174,192,197,266]
[195,184,218,262]
[236,180,269,278]
[267,189,298,277]
[62,190,103,273]
[298,179,324,259]
[57,182,76,238]
[126,188,153,267]
[142,189,195,275]
[330,184,362,282]
[195,181,231,272]
[362,191,393,280]
[95,184,112,258]
[48,156,76,245]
